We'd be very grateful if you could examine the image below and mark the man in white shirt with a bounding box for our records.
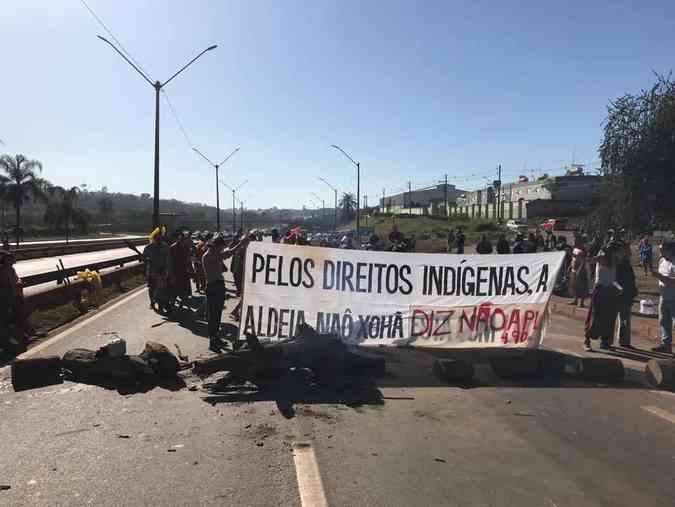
[651,241,675,355]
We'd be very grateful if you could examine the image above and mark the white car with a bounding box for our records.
[506,219,528,233]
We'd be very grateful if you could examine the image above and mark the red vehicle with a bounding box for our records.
[541,218,567,231]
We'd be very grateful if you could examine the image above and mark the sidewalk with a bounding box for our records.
[544,310,674,387]
[549,295,664,343]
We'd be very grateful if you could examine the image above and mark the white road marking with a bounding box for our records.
[19,287,148,359]
[642,405,675,425]
[292,442,328,507]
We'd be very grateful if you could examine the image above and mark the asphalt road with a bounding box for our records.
[0,289,673,506]
[16,247,139,296]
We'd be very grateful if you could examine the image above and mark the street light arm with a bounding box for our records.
[97,35,154,86]
[330,144,358,167]
[318,176,337,192]
[218,147,240,167]
[192,147,216,167]
[218,179,234,191]
[162,44,218,87]
[236,179,248,192]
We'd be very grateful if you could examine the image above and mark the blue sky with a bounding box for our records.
[2,0,673,210]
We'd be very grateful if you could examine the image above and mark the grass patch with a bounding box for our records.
[30,273,147,334]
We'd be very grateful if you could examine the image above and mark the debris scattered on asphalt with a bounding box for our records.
[435,458,447,463]
[371,452,378,456]
[93,423,101,427]
[256,442,264,447]
[513,412,536,417]
[506,400,512,404]
[27,480,37,485]
[245,424,252,429]
[174,343,189,362]
[117,434,131,439]
[1,485,11,491]
[167,449,177,453]
[172,444,184,449]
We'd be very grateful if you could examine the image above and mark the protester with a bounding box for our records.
[476,234,493,254]
[568,248,589,307]
[143,227,170,311]
[512,233,525,254]
[584,243,620,351]
[340,231,355,249]
[202,233,249,351]
[555,245,572,295]
[650,241,675,354]
[366,232,380,250]
[169,232,193,308]
[638,236,653,276]
[388,224,404,248]
[447,228,456,253]
[615,243,637,347]
[271,228,280,243]
[2,232,9,251]
[193,234,207,293]
[525,232,538,253]
[409,233,417,252]
[0,251,24,353]
[496,234,510,254]
[455,228,465,254]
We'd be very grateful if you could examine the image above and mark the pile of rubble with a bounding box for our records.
[11,339,185,392]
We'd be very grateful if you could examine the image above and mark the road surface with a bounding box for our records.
[16,247,139,296]
[0,291,673,506]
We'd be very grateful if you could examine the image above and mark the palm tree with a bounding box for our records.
[339,192,357,223]
[44,186,90,242]
[0,154,47,245]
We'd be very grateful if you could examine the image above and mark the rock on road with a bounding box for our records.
[0,288,673,506]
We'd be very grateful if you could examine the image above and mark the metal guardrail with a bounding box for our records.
[21,254,142,288]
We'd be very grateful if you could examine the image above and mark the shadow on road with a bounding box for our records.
[200,371,384,419]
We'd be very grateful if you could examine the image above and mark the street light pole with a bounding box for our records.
[219,179,247,234]
[318,177,338,232]
[193,147,240,232]
[330,145,361,241]
[97,36,217,229]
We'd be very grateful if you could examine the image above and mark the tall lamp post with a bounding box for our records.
[318,177,338,232]
[330,145,360,241]
[310,192,325,227]
[192,146,240,232]
[97,36,217,228]
[219,179,248,233]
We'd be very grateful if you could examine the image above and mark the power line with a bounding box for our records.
[79,0,151,79]
[161,90,192,148]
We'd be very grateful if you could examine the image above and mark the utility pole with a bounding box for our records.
[232,190,237,232]
[193,147,240,232]
[408,181,412,215]
[444,173,448,220]
[382,188,386,213]
[497,164,502,222]
[240,202,244,230]
[97,36,217,228]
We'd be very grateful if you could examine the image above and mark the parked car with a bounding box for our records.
[506,219,528,233]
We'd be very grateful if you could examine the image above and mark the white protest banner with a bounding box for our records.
[240,242,565,349]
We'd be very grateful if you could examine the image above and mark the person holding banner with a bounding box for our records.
[455,228,465,254]
[202,234,249,351]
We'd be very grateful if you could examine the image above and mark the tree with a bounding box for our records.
[0,174,8,235]
[0,154,48,244]
[44,186,90,240]
[599,72,675,232]
[98,195,114,224]
[339,192,357,223]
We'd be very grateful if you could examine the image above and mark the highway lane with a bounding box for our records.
[12,235,144,247]
[0,291,673,506]
[15,247,140,296]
